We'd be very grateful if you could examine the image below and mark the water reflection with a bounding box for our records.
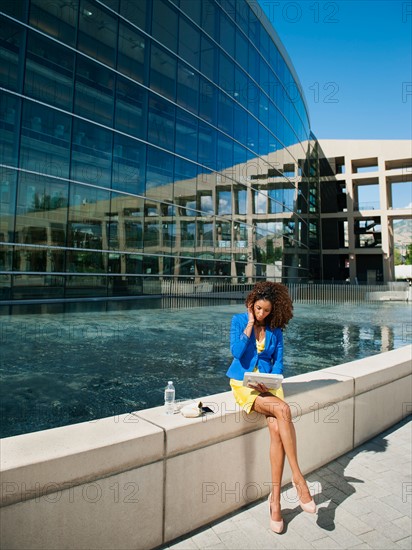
[0,302,409,438]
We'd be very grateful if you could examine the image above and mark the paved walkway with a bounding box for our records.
[163,417,411,550]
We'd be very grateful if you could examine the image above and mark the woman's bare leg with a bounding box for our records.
[266,417,285,521]
[254,394,313,504]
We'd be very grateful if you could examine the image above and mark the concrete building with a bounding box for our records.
[317,140,411,284]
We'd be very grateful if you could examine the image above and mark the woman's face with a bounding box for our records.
[253,299,272,323]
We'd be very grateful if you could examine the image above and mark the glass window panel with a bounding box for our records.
[201,0,218,40]
[29,0,77,46]
[174,157,197,211]
[148,94,175,150]
[117,22,146,83]
[234,66,248,109]
[150,45,176,101]
[152,0,178,52]
[112,134,146,195]
[248,43,259,83]
[115,76,146,139]
[219,12,235,57]
[217,132,234,174]
[15,172,68,250]
[68,184,110,255]
[0,93,20,167]
[162,221,176,251]
[235,188,247,214]
[235,30,248,66]
[178,17,200,69]
[144,217,160,248]
[247,81,259,117]
[216,220,231,248]
[200,34,216,81]
[78,0,117,67]
[71,119,112,187]
[74,56,114,126]
[198,121,216,170]
[248,7,260,43]
[233,102,247,144]
[0,17,24,92]
[146,147,174,199]
[124,220,143,250]
[100,0,119,11]
[254,191,267,214]
[180,220,196,247]
[217,90,233,134]
[247,115,258,153]
[197,221,214,247]
[1,0,27,20]
[235,0,248,34]
[120,0,147,30]
[24,31,74,110]
[217,190,232,215]
[175,108,198,160]
[199,77,217,124]
[199,194,214,215]
[20,101,71,179]
[219,51,234,94]
[233,141,247,166]
[258,125,269,156]
[177,62,199,113]
[180,0,201,24]
[0,168,17,234]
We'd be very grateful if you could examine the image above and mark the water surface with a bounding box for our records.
[0,302,410,438]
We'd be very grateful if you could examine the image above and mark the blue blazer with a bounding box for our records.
[226,312,284,381]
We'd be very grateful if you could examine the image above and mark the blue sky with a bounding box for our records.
[259,0,412,140]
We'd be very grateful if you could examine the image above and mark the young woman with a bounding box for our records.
[226,281,316,534]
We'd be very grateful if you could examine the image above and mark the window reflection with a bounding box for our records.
[115,76,146,139]
[152,0,178,52]
[0,17,24,92]
[175,108,198,160]
[177,62,199,114]
[179,17,199,69]
[120,0,147,30]
[74,56,114,126]
[148,94,175,150]
[150,45,176,101]
[15,172,68,270]
[112,134,145,195]
[146,147,174,199]
[25,31,73,110]
[71,119,112,187]
[29,0,78,47]
[78,0,117,67]
[117,22,145,83]
[0,93,20,167]
[20,101,71,179]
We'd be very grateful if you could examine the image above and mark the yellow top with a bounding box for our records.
[256,336,265,354]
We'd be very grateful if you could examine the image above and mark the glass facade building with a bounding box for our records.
[0,0,318,305]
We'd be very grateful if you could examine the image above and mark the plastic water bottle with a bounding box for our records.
[164,381,175,415]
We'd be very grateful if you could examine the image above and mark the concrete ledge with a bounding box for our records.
[0,413,164,506]
[1,345,411,549]
[136,392,267,457]
[323,345,411,394]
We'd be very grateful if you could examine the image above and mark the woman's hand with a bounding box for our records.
[247,382,270,393]
[247,305,255,325]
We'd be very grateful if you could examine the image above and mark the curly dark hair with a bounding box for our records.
[245,281,293,330]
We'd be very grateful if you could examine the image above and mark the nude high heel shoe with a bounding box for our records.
[292,481,317,514]
[267,494,284,533]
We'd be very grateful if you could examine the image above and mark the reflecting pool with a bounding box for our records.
[1,302,410,438]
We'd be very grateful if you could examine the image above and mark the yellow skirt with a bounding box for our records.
[230,378,284,414]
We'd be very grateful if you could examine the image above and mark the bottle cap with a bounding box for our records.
[168,381,173,384]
